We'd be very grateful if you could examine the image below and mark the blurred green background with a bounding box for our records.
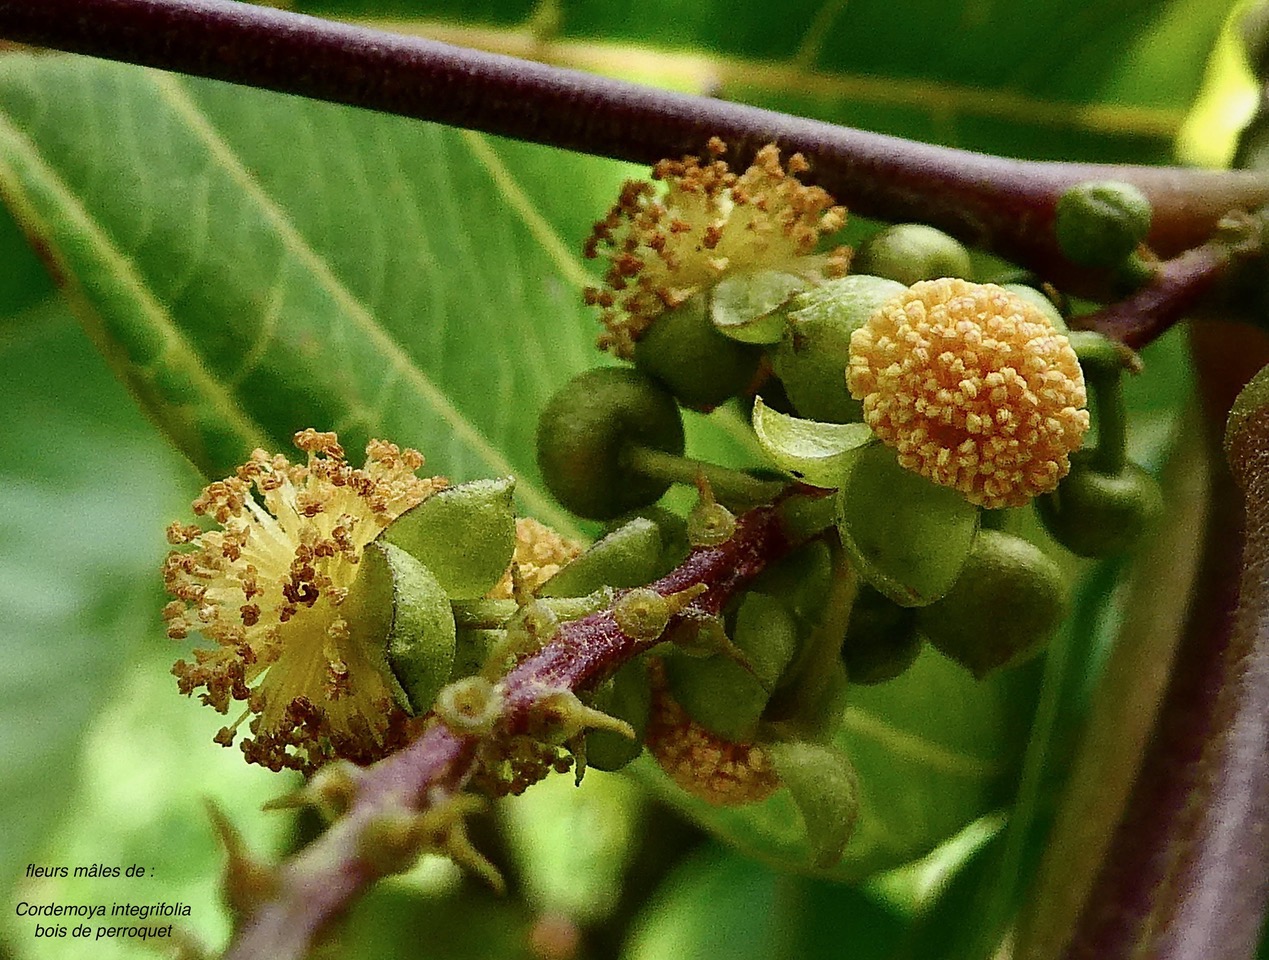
[0,0,1255,956]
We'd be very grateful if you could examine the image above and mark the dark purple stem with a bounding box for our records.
[3,0,1269,295]
[224,504,793,960]
[1061,340,1269,960]
[1076,242,1235,349]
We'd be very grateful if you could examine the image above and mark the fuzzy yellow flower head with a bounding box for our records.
[847,279,1090,509]
[583,137,849,358]
[163,429,447,773]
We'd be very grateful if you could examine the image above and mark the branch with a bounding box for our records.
[4,0,1269,295]
[223,503,794,960]
[1059,329,1269,960]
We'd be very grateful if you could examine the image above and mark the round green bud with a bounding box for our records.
[536,367,686,520]
[586,660,652,772]
[772,274,906,423]
[665,593,799,741]
[840,585,923,685]
[1037,458,1162,558]
[918,530,1067,678]
[634,295,761,411]
[852,223,974,286]
[1055,181,1153,268]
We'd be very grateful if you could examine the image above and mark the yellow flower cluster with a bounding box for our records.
[584,138,848,357]
[847,279,1090,509]
[486,518,583,600]
[163,430,446,773]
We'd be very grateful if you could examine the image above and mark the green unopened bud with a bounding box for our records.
[852,223,973,286]
[772,275,906,423]
[1055,180,1152,268]
[634,294,761,410]
[540,517,669,597]
[536,367,686,520]
[767,740,859,869]
[1037,458,1162,558]
[841,585,923,685]
[918,530,1066,678]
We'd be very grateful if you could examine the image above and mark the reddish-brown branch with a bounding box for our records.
[3,0,1269,298]
[1060,326,1269,960]
[223,504,794,960]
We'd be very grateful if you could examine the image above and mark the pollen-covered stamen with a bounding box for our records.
[847,279,1091,509]
[584,138,849,358]
[164,429,447,773]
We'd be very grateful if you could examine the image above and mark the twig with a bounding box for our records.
[3,0,1269,295]
[223,503,793,960]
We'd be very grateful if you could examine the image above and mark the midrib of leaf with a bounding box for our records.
[0,112,273,467]
[363,19,1188,138]
[840,705,997,779]
[146,72,581,536]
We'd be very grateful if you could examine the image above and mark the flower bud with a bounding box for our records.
[536,367,686,520]
[852,223,973,286]
[767,740,859,868]
[634,294,762,410]
[1037,457,1162,557]
[772,275,906,423]
[918,530,1066,678]
[1054,180,1152,268]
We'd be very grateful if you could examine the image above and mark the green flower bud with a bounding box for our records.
[918,530,1066,678]
[1037,457,1162,558]
[665,593,799,741]
[540,517,669,597]
[852,223,973,286]
[586,660,653,772]
[771,275,907,422]
[633,294,762,410]
[840,585,923,685]
[608,505,691,572]
[536,367,686,520]
[1055,180,1152,268]
[751,539,834,627]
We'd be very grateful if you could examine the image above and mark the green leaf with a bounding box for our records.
[837,443,981,607]
[352,541,457,714]
[385,478,517,599]
[752,397,873,487]
[0,302,196,911]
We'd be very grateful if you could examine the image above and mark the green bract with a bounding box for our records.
[587,660,653,772]
[752,397,873,487]
[836,443,980,607]
[633,294,761,410]
[772,274,907,423]
[768,740,860,869]
[851,223,973,286]
[384,477,517,598]
[665,593,799,741]
[918,530,1067,678]
[540,517,669,596]
[1054,180,1153,268]
[536,367,686,520]
[345,541,457,714]
[709,269,808,344]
